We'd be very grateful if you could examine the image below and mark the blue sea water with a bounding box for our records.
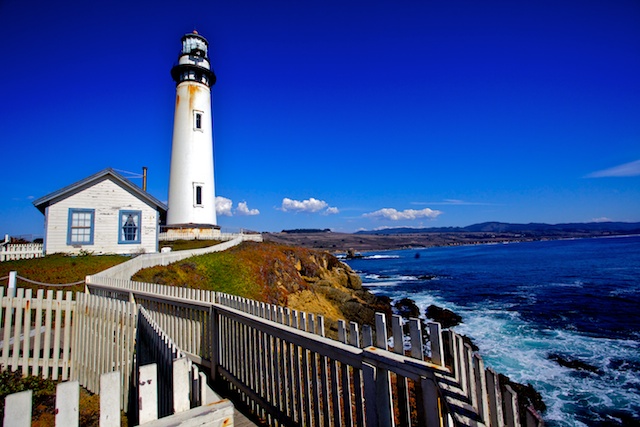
[343,236,640,427]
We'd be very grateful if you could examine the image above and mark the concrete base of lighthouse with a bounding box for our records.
[161,224,221,241]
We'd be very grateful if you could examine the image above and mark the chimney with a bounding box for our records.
[142,167,148,191]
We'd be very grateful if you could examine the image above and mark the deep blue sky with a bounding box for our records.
[1,1,639,236]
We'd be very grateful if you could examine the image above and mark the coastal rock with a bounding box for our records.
[426,304,463,328]
[258,244,388,337]
[394,297,421,319]
[548,353,602,374]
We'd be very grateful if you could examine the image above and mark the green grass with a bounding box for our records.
[132,248,260,300]
[132,241,321,303]
[158,239,222,251]
[0,253,128,293]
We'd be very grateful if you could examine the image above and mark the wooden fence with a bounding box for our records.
[0,288,136,405]
[158,229,263,242]
[86,275,544,427]
[1,287,74,380]
[3,366,234,427]
[1,262,541,426]
[87,277,217,369]
[71,292,137,408]
[0,287,234,426]
[133,306,218,422]
[0,243,44,262]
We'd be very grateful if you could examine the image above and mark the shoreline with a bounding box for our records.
[263,230,640,253]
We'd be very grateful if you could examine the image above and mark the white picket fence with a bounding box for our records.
[0,243,43,262]
[158,228,263,242]
[1,288,75,380]
[85,275,545,427]
[0,287,235,427]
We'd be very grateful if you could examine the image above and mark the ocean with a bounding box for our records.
[343,235,640,427]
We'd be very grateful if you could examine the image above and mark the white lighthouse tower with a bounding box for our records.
[166,31,219,233]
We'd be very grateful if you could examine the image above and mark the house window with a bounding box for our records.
[194,111,203,130]
[194,185,203,206]
[119,210,141,244]
[67,209,95,245]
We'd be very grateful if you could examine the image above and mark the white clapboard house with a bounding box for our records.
[33,168,167,255]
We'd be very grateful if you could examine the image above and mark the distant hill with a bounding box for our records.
[355,221,640,235]
[281,228,331,234]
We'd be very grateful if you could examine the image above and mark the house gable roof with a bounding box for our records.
[33,168,168,215]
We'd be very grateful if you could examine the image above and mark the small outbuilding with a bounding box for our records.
[33,168,167,255]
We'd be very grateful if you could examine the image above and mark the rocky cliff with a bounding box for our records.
[280,247,392,337]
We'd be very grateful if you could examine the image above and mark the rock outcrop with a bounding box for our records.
[276,245,392,337]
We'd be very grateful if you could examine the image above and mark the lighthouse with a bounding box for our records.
[166,31,218,231]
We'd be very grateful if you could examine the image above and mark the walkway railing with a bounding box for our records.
[86,275,543,427]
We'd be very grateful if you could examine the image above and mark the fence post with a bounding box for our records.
[409,318,441,426]
[362,362,379,427]
[504,384,521,427]
[56,381,79,426]
[101,371,121,427]
[374,313,395,427]
[362,324,373,347]
[392,315,411,426]
[210,305,219,383]
[349,321,365,426]
[3,390,32,427]
[8,271,16,297]
[420,375,442,427]
[464,343,477,410]
[139,363,159,424]
[486,368,504,427]
[173,357,190,413]
[473,354,490,424]
[428,322,444,367]
[409,318,424,359]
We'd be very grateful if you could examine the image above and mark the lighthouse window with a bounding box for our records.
[118,210,141,244]
[194,111,203,131]
[195,185,203,206]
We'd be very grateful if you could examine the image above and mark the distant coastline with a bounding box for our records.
[264,221,640,252]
